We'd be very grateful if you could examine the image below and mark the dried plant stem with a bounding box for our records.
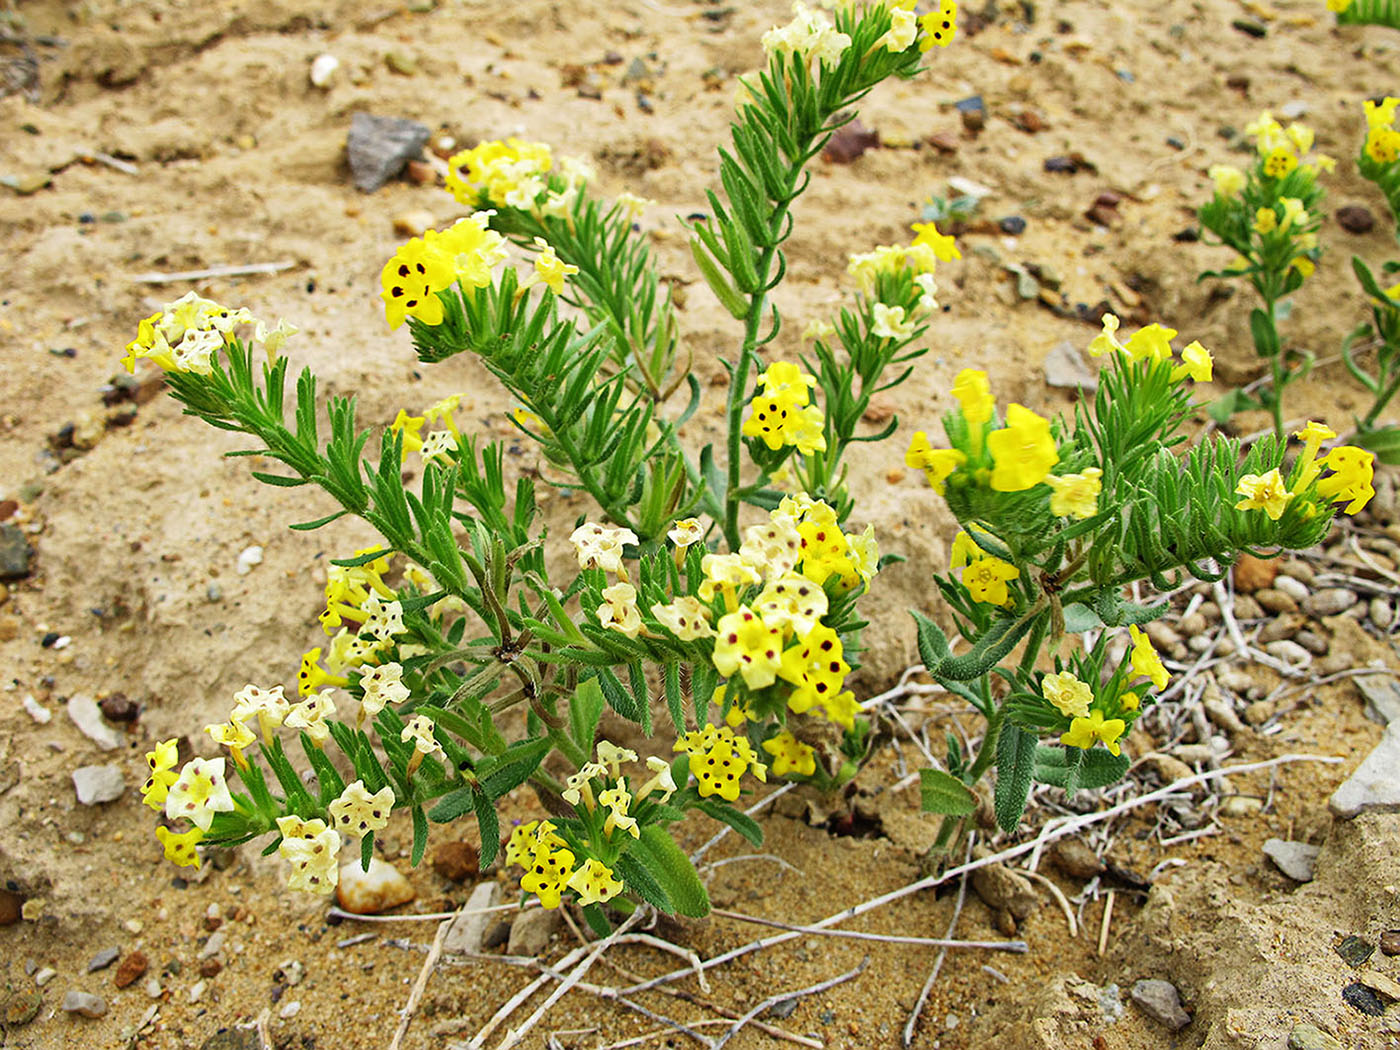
[1097,890,1116,957]
[712,958,870,1050]
[387,910,452,1050]
[903,836,974,1048]
[329,902,525,923]
[130,261,296,283]
[710,908,1025,952]
[1019,868,1079,939]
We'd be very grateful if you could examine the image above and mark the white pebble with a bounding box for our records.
[144,977,162,999]
[309,53,340,88]
[235,546,264,575]
[1272,575,1308,602]
[34,968,56,987]
[51,635,71,650]
[22,694,51,724]
[279,999,302,1019]
[188,979,206,1004]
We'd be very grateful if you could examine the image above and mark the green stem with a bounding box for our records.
[553,424,640,532]
[723,246,779,550]
[1362,362,1400,428]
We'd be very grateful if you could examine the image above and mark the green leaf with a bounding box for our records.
[663,661,685,733]
[693,795,764,847]
[918,768,977,816]
[614,852,675,914]
[1061,603,1102,633]
[596,668,646,724]
[1353,424,1400,465]
[479,737,551,799]
[912,611,951,671]
[361,833,374,872]
[569,679,607,752]
[288,509,350,531]
[1249,307,1280,358]
[581,903,612,937]
[473,791,500,868]
[427,785,479,823]
[250,470,310,488]
[994,724,1037,834]
[633,824,710,917]
[411,806,429,866]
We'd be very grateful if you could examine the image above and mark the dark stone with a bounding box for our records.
[40,632,60,648]
[1131,979,1192,1031]
[0,524,33,581]
[1336,205,1375,234]
[482,920,512,950]
[200,1030,263,1050]
[99,693,139,723]
[1166,136,1185,150]
[954,94,984,113]
[998,215,1027,235]
[346,113,431,193]
[114,951,148,989]
[1335,934,1375,967]
[1231,18,1267,36]
[199,958,223,978]
[1381,930,1400,956]
[1342,982,1385,1017]
[431,841,479,883]
[823,120,879,164]
[1173,227,1200,243]
[768,998,800,1019]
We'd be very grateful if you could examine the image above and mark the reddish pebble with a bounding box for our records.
[114,951,148,989]
[199,958,223,978]
[432,840,480,883]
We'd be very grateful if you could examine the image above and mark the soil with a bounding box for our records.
[1,1,1399,1048]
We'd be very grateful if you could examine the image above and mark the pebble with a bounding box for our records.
[392,210,435,237]
[279,999,302,1019]
[1272,574,1309,602]
[1317,653,1352,676]
[1042,341,1098,390]
[199,930,226,960]
[1336,934,1375,966]
[1342,982,1385,1016]
[822,121,879,163]
[0,524,34,581]
[201,1030,263,1050]
[1144,753,1193,784]
[1335,205,1375,234]
[3,988,41,1025]
[87,947,120,973]
[235,546,263,575]
[114,951,148,989]
[335,857,415,914]
[443,881,500,954]
[998,216,1026,235]
[1130,979,1191,1030]
[34,968,56,987]
[1357,675,1400,726]
[66,696,121,750]
[73,764,125,805]
[1259,613,1304,643]
[1288,1023,1343,1050]
[431,840,479,883]
[1359,970,1400,1003]
[1330,721,1400,818]
[1254,588,1297,614]
[1232,595,1263,620]
[1303,588,1356,617]
[309,53,339,89]
[971,862,1040,920]
[22,695,51,724]
[144,977,162,999]
[189,979,206,1003]
[1220,795,1263,817]
[1232,553,1277,592]
[1179,611,1207,637]
[1203,696,1246,734]
[507,908,562,956]
[1262,839,1319,882]
[1232,17,1267,36]
[61,990,108,1018]
[1371,598,1394,629]
[99,692,139,723]
[1049,838,1104,879]
[1264,640,1311,668]
[0,890,20,926]
[1293,630,1329,656]
[346,112,431,194]
[1382,930,1400,956]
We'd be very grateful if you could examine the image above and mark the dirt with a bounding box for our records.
[1,0,1399,1048]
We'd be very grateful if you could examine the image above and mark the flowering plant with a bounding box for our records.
[124,1,960,926]
[905,322,1374,844]
[1327,0,1400,28]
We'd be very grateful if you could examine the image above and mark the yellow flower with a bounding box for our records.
[387,409,426,457]
[1208,165,1246,196]
[872,303,916,341]
[445,138,553,208]
[1290,255,1316,279]
[1123,323,1176,364]
[822,689,860,730]
[668,518,705,548]
[1046,468,1102,519]
[424,213,508,288]
[987,404,1058,491]
[1252,207,1278,234]
[505,820,564,867]
[951,368,994,427]
[674,724,762,800]
[762,730,817,777]
[231,684,290,744]
[1171,341,1213,384]
[298,647,349,698]
[141,739,181,812]
[164,758,236,832]
[652,596,715,641]
[598,785,640,840]
[1128,624,1170,691]
[521,845,575,909]
[949,528,985,570]
[357,662,409,722]
[740,514,803,579]
[905,432,966,494]
[1042,670,1092,719]
[401,714,446,765]
[1316,446,1375,514]
[569,522,638,574]
[755,573,829,639]
[918,0,958,50]
[780,622,851,716]
[597,582,643,638]
[698,552,762,605]
[380,239,455,329]
[802,318,836,341]
[156,826,204,870]
[1087,313,1125,358]
[1289,420,1336,492]
[962,555,1019,605]
[1278,197,1307,232]
[567,859,624,906]
[525,237,579,296]
[1285,123,1314,154]
[1119,691,1141,712]
[1364,97,1399,129]
[910,220,961,261]
[1235,468,1294,520]
[328,780,396,838]
[878,6,918,50]
[278,820,341,895]
[563,762,607,809]
[1366,127,1400,164]
[713,607,786,689]
[204,719,256,768]
[1262,148,1298,179]
[1328,0,1352,12]
[286,690,337,746]
[1060,710,1127,756]
[636,756,678,803]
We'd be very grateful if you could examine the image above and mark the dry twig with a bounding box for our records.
[903,836,975,1047]
[713,958,870,1050]
[130,261,297,284]
[388,909,453,1050]
[711,907,1025,952]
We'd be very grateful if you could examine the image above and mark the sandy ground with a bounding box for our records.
[2,0,1400,1047]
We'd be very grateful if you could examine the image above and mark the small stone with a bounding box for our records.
[87,947,120,973]
[1262,839,1318,882]
[67,697,122,750]
[483,920,511,950]
[0,524,34,580]
[1381,930,1400,956]
[1359,970,1400,1003]
[206,583,223,603]
[1342,982,1385,1016]
[3,988,41,1025]
[971,862,1040,919]
[114,951,148,988]
[405,160,435,185]
[1203,696,1247,734]
[926,130,960,153]
[1288,1023,1343,1050]
[1179,612,1207,637]
[1254,588,1297,614]
[346,112,431,194]
[1303,588,1357,617]
[1144,753,1193,784]
[1232,17,1267,36]
[1336,205,1375,234]
[199,930,226,959]
[61,990,108,1018]
[1232,553,1277,592]
[1357,675,1400,726]
[1330,722,1400,818]
[1042,341,1097,390]
[309,54,339,88]
[822,120,879,164]
[279,999,303,1019]
[144,977,162,999]
[1016,270,1040,300]
[235,546,263,575]
[1336,935,1375,966]
[34,968,56,987]
[1044,155,1078,174]
[275,959,305,986]
[1049,838,1104,880]
[947,175,994,200]
[393,210,435,237]
[1130,979,1191,1030]
[1233,594,1263,620]
[1,172,50,196]
[1293,630,1329,656]
[508,908,563,956]
[443,881,500,954]
[189,979,206,1003]
[73,765,125,805]
[0,616,17,642]
[1220,795,1263,817]
[1264,640,1311,668]
[431,841,479,883]
[0,889,20,926]
[335,857,415,915]
[200,1030,263,1050]
[98,692,139,723]
[1259,613,1304,643]
[384,50,418,76]
[199,958,223,978]
[1273,574,1308,601]
[999,215,1026,235]
[955,95,985,132]
[1370,598,1394,629]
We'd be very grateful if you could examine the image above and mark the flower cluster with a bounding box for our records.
[742,362,826,455]
[675,724,768,800]
[847,223,955,301]
[123,291,295,376]
[444,138,598,225]
[762,1,853,75]
[379,212,508,329]
[1235,421,1375,520]
[300,548,410,700]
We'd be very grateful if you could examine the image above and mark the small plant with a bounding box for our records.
[1197,112,1331,439]
[903,323,1374,846]
[126,0,962,925]
[1328,0,1400,30]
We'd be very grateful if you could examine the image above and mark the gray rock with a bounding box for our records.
[1262,838,1319,882]
[66,696,121,751]
[72,765,125,805]
[200,1030,264,1050]
[1272,574,1309,601]
[60,990,107,1018]
[1288,1023,1343,1050]
[443,881,500,954]
[1130,979,1191,1030]
[971,862,1040,920]
[1264,640,1311,668]
[1357,674,1400,726]
[346,113,430,193]
[1330,721,1400,818]
[1043,341,1098,390]
[1303,588,1357,617]
[87,947,120,972]
[0,524,33,580]
[1293,630,1329,656]
[199,930,226,960]
[507,907,562,957]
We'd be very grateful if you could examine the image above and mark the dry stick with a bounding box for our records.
[329,902,525,923]
[698,853,801,878]
[712,958,870,1050]
[130,261,297,284]
[709,908,1026,952]
[1019,868,1079,939]
[1212,580,1299,678]
[388,910,453,1050]
[1097,890,1115,957]
[467,944,593,1048]
[903,836,975,1049]
[689,783,796,863]
[621,753,1341,997]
